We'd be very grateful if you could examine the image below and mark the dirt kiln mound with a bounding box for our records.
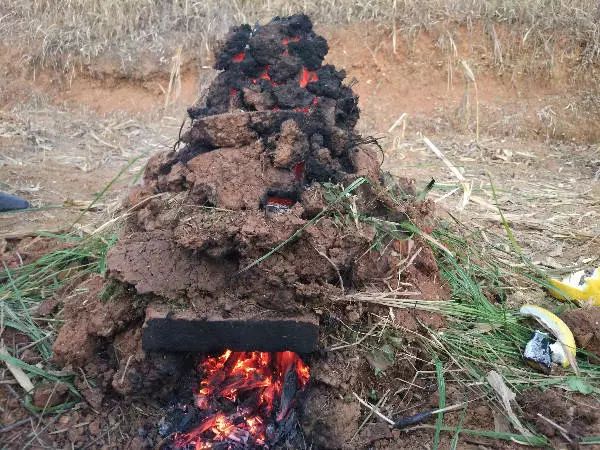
[52,14,440,400]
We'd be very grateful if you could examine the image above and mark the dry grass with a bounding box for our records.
[1,0,599,75]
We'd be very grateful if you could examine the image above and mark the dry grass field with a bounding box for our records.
[1,1,600,449]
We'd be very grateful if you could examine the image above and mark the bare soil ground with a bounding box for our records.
[1,22,600,449]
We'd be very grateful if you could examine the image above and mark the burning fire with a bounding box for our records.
[174,350,310,449]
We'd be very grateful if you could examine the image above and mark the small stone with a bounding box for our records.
[58,415,71,426]
[359,422,393,445]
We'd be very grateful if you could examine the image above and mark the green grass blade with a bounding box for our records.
[435,426,549,446]
[450,402,468,450]
[433,358,446,450]
[0,351,78,395]
[69,156,141,229]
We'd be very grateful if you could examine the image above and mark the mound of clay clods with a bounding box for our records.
[52,15,440,400]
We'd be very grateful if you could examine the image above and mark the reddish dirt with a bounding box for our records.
[2,22,599,241]
[57,69,200,116]
[561,307,600,361]
[3,24,595,142]
[0,236,71,268]
[521,388,600,446]
[0,44,199,116]
[301,385,362,449]
[52,275,142,367]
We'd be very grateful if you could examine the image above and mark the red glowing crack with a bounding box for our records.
[281,36,301,45]
[299,67,318,88]
[231,51,246,63]
[252,66,273,85]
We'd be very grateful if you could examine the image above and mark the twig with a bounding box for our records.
[388,113,407,133]
[461,60,479,141]
[351,390,390,442]
[423,136,472,210]
[352,392,395,426]
[119,355,133,385]
[394,402,468,429]
[0,417,32,433]
[536,413,574,444]
[327,321,381,351]
[312,244,344,293]
[89,131,118,149]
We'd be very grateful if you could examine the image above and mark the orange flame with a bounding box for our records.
[174,350,309,449]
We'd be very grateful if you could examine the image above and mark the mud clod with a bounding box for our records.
[561,307,600,360]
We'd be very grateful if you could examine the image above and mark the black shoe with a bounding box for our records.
[0,192,30,211]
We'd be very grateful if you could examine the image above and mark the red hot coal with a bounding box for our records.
[171,351,310,449]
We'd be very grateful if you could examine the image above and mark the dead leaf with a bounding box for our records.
[486,370,533,438]
[0,341,34,393]
[366,344,395,373]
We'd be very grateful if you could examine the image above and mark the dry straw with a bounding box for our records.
[1,1,598,75]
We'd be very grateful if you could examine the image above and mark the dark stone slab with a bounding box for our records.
[142,305,319,353]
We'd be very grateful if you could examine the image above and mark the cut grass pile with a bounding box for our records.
[354,222,600,390]
[347,220,600,445]
[319,178,600,444]
[0,231,116,402]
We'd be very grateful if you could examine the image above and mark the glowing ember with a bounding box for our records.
[259,67,271,81]
[281,36,301,45]
[252,66,272,85]
[173,351,309,449]
[293,98,319,114]
[293,162,305,181]
[266,197,295,208]
[231,52,246,63]
[299,67,318,88]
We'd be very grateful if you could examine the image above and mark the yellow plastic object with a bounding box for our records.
[519,304,577,372]
[549,268,600,306]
